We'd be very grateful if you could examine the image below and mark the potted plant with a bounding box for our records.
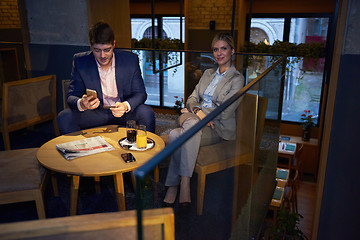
[173,96,184,115]
[132,37,183,50]
[265,208,309,240]
[243,40,325,60]
[132,37,183,73]
[300,110,316,141]
[242,40,326,79]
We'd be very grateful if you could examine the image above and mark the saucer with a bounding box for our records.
[118,137,155,151]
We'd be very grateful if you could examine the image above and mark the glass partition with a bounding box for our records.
[132,49,184,107]
[248,15,330,125]
[231,56,285,239]
[131,49,286,240]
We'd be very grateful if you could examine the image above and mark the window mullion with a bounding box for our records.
[283,17,291,42]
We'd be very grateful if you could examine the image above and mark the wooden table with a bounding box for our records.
[279,135,319,176]
[278,141,297,170]
[37,125,165,215]
[271,168,290,207]
[269,168,290,224]
[275,167,290,188]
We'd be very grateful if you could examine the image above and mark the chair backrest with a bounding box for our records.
[0,208,174,240]
[62,79,71,109]
[1,75,57,132]
[294,143,304,160]
[235,93,268,158]
[231,93,269,223]
[195,93,268,167]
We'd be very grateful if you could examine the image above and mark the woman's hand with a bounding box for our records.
[181,108,189,114]
[196,110,215,129]
[207,121,215,129]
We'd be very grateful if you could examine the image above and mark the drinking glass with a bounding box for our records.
[126,120,137,143]
[136,125,147,149]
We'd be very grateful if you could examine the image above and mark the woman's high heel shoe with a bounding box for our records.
[179,202,191,209]
[162,201,175,208]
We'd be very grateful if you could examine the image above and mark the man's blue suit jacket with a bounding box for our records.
[67,49,147,112]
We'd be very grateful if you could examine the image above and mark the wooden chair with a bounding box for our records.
[61,79,71,109]
[283,169,300,213]
[194,93,268,215]
[0,148,47,219]
[0,75,59,150]
[0,208,175,240]
[292,144,304,179]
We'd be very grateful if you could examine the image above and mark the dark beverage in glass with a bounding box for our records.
[127,129,137,143]
[126,120,136,143]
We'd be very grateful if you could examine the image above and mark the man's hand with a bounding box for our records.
[111,102,128,118]
[80,94,100,110]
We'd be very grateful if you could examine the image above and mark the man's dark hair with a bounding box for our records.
[88,21,115,45]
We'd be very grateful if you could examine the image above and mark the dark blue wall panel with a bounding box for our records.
[28,44,88,112]
[318,54,360,239]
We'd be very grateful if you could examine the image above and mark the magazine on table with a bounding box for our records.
[56,136,115,160]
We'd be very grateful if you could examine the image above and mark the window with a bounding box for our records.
[284,17,329,123]
[250,28,270,44]
[131,17,185,107]
[250,18,284,44]
[143,26,167,39]
[248,14,331,125]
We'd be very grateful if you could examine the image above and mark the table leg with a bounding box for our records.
[272,206,278,226]
[50,170,59,197]
[94,176,101,193]
[130,171,136,190]
[154,165,159,183]
[288,156,293,170]
[70,176,80,216]
[114,173,126,211]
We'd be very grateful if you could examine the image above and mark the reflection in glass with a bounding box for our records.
[249,16,329,124]
[134,53,286,239]
[248,18,284,84]
[131,17,185,107]
[250,18,285,44]
[282,17,329,123]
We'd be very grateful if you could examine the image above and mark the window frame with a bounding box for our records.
[131,14,184,108]
[245,13,335,127]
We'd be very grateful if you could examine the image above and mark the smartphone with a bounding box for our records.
[121,153,136,163]
[86,89,97,100]
[103,105,116,109]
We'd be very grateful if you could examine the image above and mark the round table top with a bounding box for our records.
[37,125,165,177]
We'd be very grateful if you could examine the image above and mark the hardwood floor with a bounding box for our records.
[297,180,317,239]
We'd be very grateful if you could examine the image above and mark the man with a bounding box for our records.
[57,21,155,134]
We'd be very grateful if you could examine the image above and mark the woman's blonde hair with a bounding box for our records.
[211,33,235,50]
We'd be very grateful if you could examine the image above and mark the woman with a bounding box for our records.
[163,33,245,207]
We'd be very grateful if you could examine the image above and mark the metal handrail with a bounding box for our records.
[120,47,282,56]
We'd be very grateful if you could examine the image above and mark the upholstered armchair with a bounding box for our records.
[194,93,268,215]
[0,75,59,150]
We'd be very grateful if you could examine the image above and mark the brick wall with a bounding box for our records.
[188,0,235,30]
[0,0,21,29]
